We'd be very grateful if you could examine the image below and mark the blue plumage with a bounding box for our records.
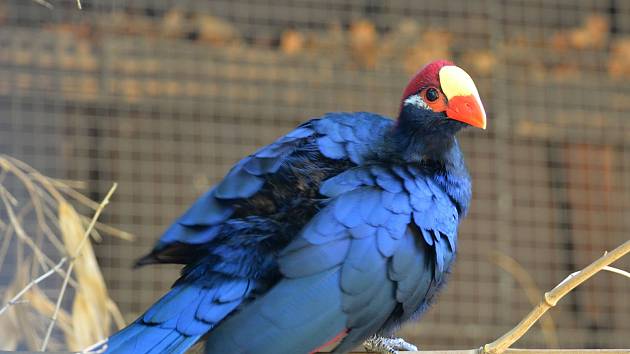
[105,60,484,354]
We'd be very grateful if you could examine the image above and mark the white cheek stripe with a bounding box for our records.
[403,94,430,110]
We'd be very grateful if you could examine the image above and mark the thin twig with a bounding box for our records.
[49,178,100,210]
[52,178,88,190]
[490,251,559,348]
[0,184,18,206]
[602,266,630,279]
[106,299,127,330]
[32,0,54,9]
[1,156,76,258]
[0,187,79,287]
[82,338,109,354]
[483,240,630,354]
[79,215,135,242]
[0,221,13,274]
[40,183,118,351]
[1,186,53,272]
[0,200,32,275]
[70,184,117,259]
[0,257,67,316]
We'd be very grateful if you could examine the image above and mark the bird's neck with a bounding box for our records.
[379,114,472,215]
[390,126,456,163]
[385,111,462,169]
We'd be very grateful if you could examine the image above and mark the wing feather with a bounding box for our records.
[140,113,393,266]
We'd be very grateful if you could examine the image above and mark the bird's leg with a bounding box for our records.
[362,335,418,353]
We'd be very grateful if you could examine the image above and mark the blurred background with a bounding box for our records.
[1,0,629,351]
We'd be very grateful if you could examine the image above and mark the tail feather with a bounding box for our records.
[105,275,252,354]
[105,322,202,354]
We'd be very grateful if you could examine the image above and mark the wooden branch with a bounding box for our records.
[40,183,118,351]
[483,240,630,354]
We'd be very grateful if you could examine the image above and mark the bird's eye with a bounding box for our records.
[425,88,439,102]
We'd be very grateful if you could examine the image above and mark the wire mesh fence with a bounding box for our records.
[1,0,629,350]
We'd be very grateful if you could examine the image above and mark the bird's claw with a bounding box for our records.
[362,335,418,353]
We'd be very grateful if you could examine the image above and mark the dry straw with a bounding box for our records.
[31,0,81,10]
[0,155,131,351]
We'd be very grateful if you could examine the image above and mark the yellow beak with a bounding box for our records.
[439,66,487,129]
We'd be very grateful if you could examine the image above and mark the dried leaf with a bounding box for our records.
[281,29,305,56]
[58,201,111,350]
[196,14,241,46]
[608,38,630,79]
[349,19,378,69]
[0,290,20,350]
[27,286,72,331]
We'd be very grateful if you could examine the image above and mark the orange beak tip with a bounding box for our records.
[445,95,487,130]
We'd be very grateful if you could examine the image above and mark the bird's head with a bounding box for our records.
[399,60,486,133]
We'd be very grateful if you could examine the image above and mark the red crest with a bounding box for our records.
[401,60,454,101]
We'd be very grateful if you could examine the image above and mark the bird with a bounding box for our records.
[104,59,486,354]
